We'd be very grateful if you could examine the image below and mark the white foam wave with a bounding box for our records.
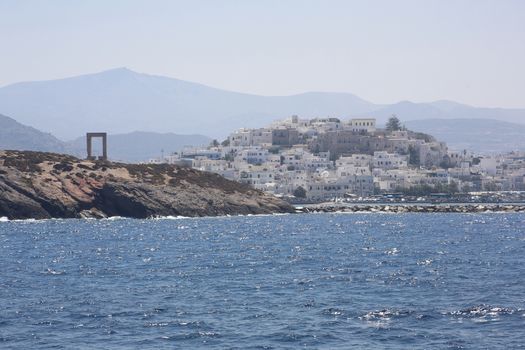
[151,215,189,220]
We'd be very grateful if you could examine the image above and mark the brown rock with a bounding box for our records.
[0,150,294,219]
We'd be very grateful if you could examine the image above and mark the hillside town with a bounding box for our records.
[148,116,525,201]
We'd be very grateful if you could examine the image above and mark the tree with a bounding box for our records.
[484,181,498,191]
[221,139,230,147]
[448,180,459,194]
[440,155,452,169]
[268,146,280,154]
[462,183,472,193]
[408,145,420,166]
[395,184,433,196]
[210,139,220,147]
[293,186,307,198]
[386,115,401,132]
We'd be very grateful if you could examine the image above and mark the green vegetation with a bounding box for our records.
[440,155,453,169]
[395,181,460,196]
[2,150,76,173]
[53,162,74,172]
[293,186,307,198]
[268,146,280,154]
[411,131,435,143]
[386,115,401,132]
[484,181,498,191]
[408,145,420,166]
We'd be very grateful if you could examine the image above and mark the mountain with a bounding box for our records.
[66,131,211,162]
[0,113,67,153]
[404,118,525,153]
[0,68,377,140]
[1,67,523,145]
[0,113,210,162]
[363,100,525,125]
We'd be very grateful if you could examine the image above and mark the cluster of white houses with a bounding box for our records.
[149,116,525,200]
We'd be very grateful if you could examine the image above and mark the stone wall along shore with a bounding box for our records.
[297,203,525,214]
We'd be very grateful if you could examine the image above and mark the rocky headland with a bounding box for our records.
[0,150,294,219]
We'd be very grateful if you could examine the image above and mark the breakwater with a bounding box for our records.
[296,203,525,213]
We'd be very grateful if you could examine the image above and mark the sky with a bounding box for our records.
[1,0,524,108]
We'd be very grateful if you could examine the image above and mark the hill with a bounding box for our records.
[404,118,525,153]
[1,68,523,148]
[363,100,525,125]
[0,68,376,139]
[0,113,211,162]
[0,150,293,219]
[0,114,67,153]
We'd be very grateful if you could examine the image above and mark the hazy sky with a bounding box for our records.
[1,0,524,108]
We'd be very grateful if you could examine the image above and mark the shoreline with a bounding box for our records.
[2,203,525,222]
[295,202,525,213]
[0,150,294,220]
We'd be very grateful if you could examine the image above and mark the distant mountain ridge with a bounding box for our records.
[0,113,210,162]
[2,112,524,159]
[405,118,525,153]
[0,113,66,153]
[2,67,523,140]
[0,68,377,140]
[364,100,525,125]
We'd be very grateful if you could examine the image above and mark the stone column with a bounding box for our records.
[87,134,92,159]
[102,134,107,160]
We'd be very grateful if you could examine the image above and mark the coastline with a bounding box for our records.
[2,149,524,220]
[0,150,294,220]
[295,202,525,213]
[2,202,525,222]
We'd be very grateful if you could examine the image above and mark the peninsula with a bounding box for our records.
[0,150,294,220]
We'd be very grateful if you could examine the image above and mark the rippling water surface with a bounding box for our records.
[1,213,524,349]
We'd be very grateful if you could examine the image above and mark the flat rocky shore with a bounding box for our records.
[296,203,525,213]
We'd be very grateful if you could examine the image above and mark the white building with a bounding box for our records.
[305,170,374,200]
[238,165,277,188]
[336,154,372,168]
[234,147,269,165]
[373,151,408,169]
[229,129,252,147]
[229,128,273,147]
[348,118,376,133]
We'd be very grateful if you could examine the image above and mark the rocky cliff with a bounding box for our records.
[0,150,294,219]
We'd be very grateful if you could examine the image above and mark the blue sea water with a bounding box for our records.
[0,213,524,349]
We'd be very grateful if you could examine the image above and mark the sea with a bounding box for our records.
[0,213,524,349]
